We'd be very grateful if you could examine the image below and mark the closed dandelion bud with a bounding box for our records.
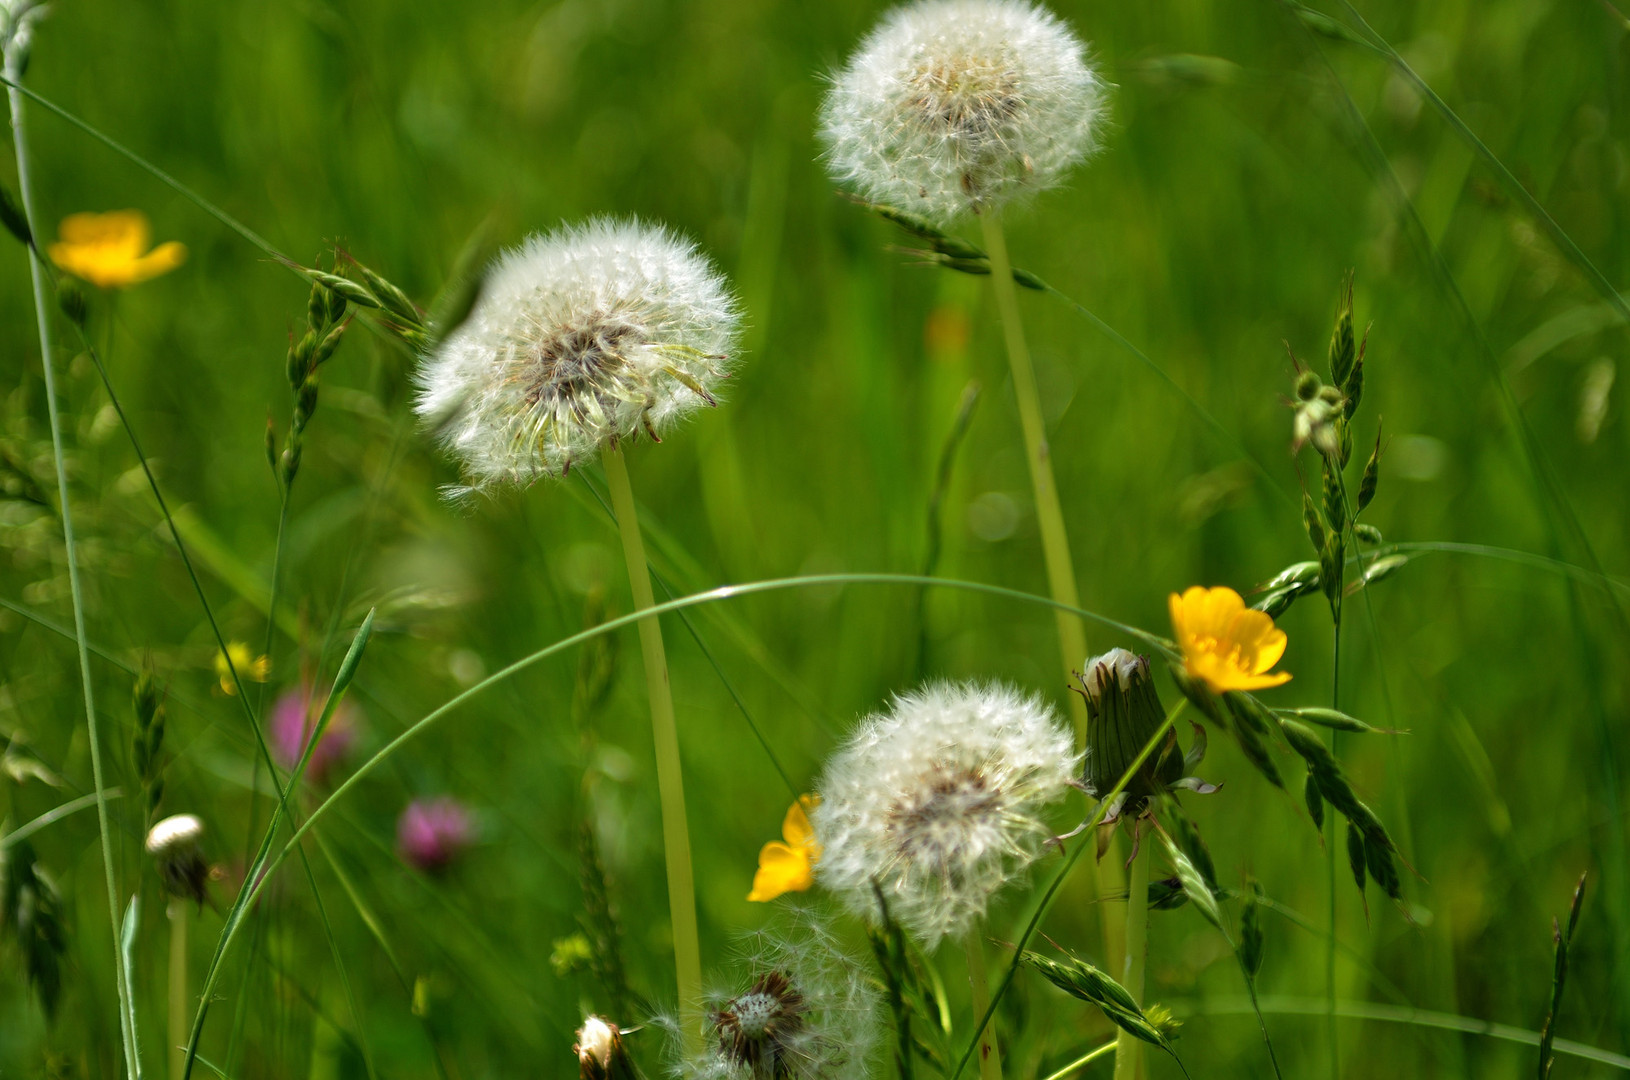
[1302,492,1325,554]
[820,0,1108,225]
[1358,432,1381,513]
[1077,649,1174,808]
[1345,819,1366,893]
[812,680,1076,949]
[57,278,87,328]
[0,182,32,247]
[416,219,741,492]
[575,1016,636,1080]
[146,814,209,907]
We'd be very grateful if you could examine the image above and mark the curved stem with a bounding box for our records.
[169,901,189,1080]
[1113,832,1151,1080]
[602,444,703,1053]
[6,50,140,1080]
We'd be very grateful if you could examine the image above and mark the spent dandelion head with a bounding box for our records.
[576,1015,638,1080]
[48,210,187,289]
[414,218,742,494]
[747,795,821,903]
[811,680,1076,949]
[145,813,208,907]
[1169,586,1292,695]
[820,0,1108,225]
[677,918,880,1080]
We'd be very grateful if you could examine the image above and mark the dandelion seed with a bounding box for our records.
[677,919,880,1080]
[821,0,1108,225]
[747,795,821,903]
[812,680,1076,949]
[49,210,187,289]
[1169,586,1292,694]
[213,642,270,696]
[576,1015,637,1080]
[415,218,741,493]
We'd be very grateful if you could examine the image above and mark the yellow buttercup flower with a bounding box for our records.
[49,210,187,289]
[214,642,271,696]
[1169,585,1292,694]
[747,794,821,902]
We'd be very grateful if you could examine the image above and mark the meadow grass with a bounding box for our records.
[1,1,1627,1078]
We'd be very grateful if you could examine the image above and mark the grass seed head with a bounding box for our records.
[415,218,741,494]
[821,0,1108,225]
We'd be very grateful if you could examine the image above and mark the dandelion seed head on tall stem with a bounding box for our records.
[820,0,1108,225]
[812,680,1076,949]
[415,218,741,495]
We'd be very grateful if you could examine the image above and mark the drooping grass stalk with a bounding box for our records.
[964,930,1004,1080]
[601,443,704,1052]
[1112,834,1152,1080]
[5,54,141,1080]
[169,900,189,1080]
[1040,1040,1117,1080]
[978,210,1090,739]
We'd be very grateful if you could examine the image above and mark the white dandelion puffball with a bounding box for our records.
[415,218,742,492]
[679,919,880,1080]
[812,680,1077,949]
[821,0,1108,224]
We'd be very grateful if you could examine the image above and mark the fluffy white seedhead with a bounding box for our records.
[675,918,880,1080]
[821,0,1107,224]
[812,680,1076,949]
[415,218,742,494]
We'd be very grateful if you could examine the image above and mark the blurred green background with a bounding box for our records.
[1,0,1627,1076]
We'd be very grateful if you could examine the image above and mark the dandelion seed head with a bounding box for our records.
[415,218,741,493]
[671,917,880,1080]
[820,0,1107,224]
[812,680,1076,949]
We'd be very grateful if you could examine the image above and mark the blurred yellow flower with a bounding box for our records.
[49,210,187,289]
[747,794,821,902]
[215,642,271,695]
[1169,585,1292,694]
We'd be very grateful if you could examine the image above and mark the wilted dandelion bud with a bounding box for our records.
[145,813,208,907]
[683,921,879,1080]
[1076,649,1179,814]
[821,0,1108,225]
[812,680,1076,949]
[415,218,742,493]
[576,1015,636,1080]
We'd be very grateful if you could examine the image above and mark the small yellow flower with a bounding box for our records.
[214,642,271,696]
[747,794,821,902]
[1169,585,1292,694]
[49,210,187,289]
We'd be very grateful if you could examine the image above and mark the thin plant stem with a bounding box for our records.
[1041,1041,1117,1080]
[5,52,140,1080]
[964,929,1004,1080]
[1113,832,1151,1080]
[978,210,1090,738]
[601,443,703,1053]
[979,209,1120,971]
[1327,543,1345,1080]
[169,900,190,1080]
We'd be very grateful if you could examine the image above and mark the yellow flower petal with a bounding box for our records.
[747,842,813,902]
[50,210,185,289]
[1171,585,1291,695]
[782,794,821,851]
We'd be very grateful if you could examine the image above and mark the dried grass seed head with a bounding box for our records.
[679,918,880,1080]
[821,0,1108,224]
[812,680,1076,949]
[415,218,742,494]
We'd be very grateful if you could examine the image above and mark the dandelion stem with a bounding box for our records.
[978,210,1090,738]
[1113,831,1151,1080]
[169,900,189,1080]
[979,210,1120,972]
[5,51,141,1080]
[964,930,1005,1080]
[602,443,704,1053]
